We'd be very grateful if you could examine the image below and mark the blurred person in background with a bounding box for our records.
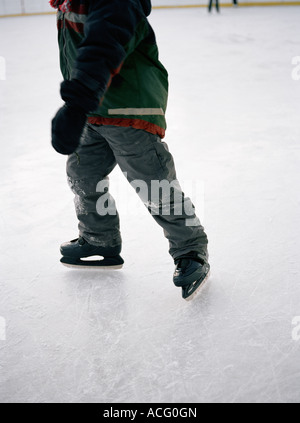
[208,0,220,13]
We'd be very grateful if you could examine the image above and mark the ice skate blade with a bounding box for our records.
[184,271,211,302]
[60,255,124,270]
[61,262,123,270]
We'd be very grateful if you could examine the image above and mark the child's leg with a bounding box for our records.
[95,126,208,262]
[66,124,121,248]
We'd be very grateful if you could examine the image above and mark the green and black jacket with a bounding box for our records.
[55,0,169,138]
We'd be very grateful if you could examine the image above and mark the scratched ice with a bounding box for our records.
[0,6,300,403]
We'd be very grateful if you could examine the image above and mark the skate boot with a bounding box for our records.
[60,237,124,269]
[173,252,210,301]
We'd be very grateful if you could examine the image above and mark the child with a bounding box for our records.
[50,0,210,300]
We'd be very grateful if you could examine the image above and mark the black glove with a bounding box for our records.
[51,80,100,155]
[51,104,87,155]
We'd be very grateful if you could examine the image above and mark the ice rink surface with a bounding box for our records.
[0,6,300,403]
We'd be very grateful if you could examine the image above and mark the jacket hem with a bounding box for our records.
[87,116,166,139]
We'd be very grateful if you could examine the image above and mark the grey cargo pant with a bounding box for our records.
[66,124,208,260]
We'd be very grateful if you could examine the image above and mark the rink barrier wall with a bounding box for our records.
[0,2,300,18]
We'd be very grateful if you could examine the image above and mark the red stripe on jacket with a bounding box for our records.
[88,117,165,139]
[70,3,88,15]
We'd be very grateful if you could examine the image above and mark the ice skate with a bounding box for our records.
[60,237,124,269]
[173,252,210,301]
